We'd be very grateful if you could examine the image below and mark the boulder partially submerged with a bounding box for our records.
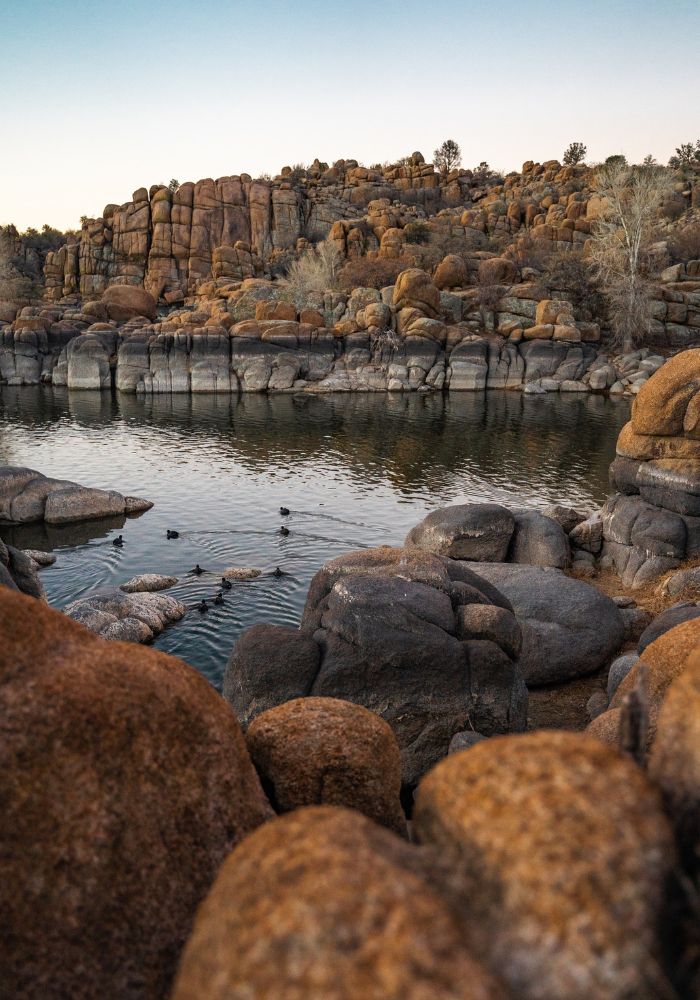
[0,466,152,524]
[64,589,186,643]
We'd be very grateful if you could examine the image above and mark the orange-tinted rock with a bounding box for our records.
[102,284,157,323]
[434,254,467,289]
[414,731,674,1000]
[477,257,517,285]
[631,348,700,438]
[171,807,505,1000]
[0,588,272,999]
[392,268,440,318]
[255,299,297,321]
[610,617,700,747]
[246,697,406,835]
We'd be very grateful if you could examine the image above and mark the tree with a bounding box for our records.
[168,178,180,192]
[668,140,700,169]
[563,142,587,165]
[605,154,627,168]
[587,161,672,350]
[433,139,461,174]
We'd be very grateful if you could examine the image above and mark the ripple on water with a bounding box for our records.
[0,387,630,688]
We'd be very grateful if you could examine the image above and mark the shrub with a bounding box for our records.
[337,256,414,291]
[403,221,431,245]
[542,250,604,319]
[660,193,687,221]
[277,239,342,307]
[433,139,462,174]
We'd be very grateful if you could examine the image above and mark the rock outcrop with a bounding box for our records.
[0,465,152,524]
[0,537,45,598]
[602,349,700,585]
[413,731,675,1000]
[171,806,504,1000]
[224,546,528,787]
[0,587,272,999]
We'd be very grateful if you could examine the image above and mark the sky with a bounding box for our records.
[1,0,699,231]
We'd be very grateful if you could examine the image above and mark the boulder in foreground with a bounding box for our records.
[0,587,272,1000]
[414,730,674,1000]
[172,806,504,1000]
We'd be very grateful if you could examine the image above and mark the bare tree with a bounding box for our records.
[433,139,462,174]
[588,161,672,350]
[278,238,342,308]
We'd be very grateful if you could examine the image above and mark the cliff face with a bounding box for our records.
[43,157,450,302]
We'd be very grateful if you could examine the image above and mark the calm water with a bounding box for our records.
[0,387,630,687]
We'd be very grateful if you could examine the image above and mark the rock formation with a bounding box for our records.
[0,587,272,999]
[64,589,186,643]
[0,466,152,524]
[602,349,700,586]
[224,546,528,787]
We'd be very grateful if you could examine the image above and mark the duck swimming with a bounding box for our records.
[197,599,208,613]
[279,526,290,536]
[192,564,204,575]
[166,530,179,539]
[220,577,232,590]
[280,507,290,516]
[112,535,124,547]
[273,566,284,577]
[213,591,224,605]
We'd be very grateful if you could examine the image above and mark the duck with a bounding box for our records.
[273,566,284,578]
[220,577,232,590]
[280,506,290,516]
[192,564,205,575]
[197,599,208,613]
[279,526,290,536]
[213,591,224,606]
[112,535,124,547]
[166,529,179,539]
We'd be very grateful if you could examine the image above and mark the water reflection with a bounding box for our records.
[0,386,630,685]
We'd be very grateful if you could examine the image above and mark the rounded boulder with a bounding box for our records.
[102,284,157,323]
[414,731,674,1000]
[171,806,504,1000]
[0,588,272,999]
[246,697,406,835]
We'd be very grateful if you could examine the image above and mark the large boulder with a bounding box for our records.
[171,807,505,1000]
[462,562,626,684]
[391,268,440,318]
[405,503,515,562]
[509,509,570,568]
[637,603,700,652]
[246,697,406,835]
[414,731,674,1000]
[102,284,157,323]
[224,547,528,787]
[0,465,152,524]
[0,588,272,999]
[0,538,45,599]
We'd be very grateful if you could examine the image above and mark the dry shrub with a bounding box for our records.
[542,250,605,319]
[277,239,342,307]
[338,255,414,291]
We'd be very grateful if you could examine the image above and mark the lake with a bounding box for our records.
[0,387,630,687]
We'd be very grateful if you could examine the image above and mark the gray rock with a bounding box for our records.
[620,607,653,642]
[543,504,587,534]
[607,653,639,698]
[225,547,528,788]
[509,510,570,568]
[586,691,609,721]
[463,562,626,685]
[222,567,262,580]
[0,465,152,525]
[569,514,603,555]
[21,549,56,567]
[0,540,45,599]
[119,574,178,593]
[448,731,487,754]
[638,604,700,653]
[64,590,186,642]
[405,503,515,562]
[661,566,700,598]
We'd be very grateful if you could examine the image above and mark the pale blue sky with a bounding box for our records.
[1,0,698,230]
